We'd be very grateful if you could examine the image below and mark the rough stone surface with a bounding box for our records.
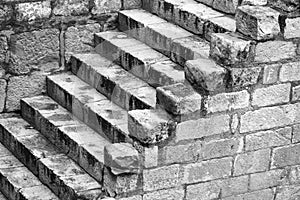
[185,58,227,93]
[268,0,300,12]
[210,33,255,65]
[234,149,271,175]
[176,114,230,141]
[104,143,140,175]
[276,185,300,200]
[203,16,236,41]
[0,36,8,63]
[0,5,13,23]
[183,157,232,184]
[292,85,300,102]
[144,146,158,168]
[272,143,300,168]
[284,17,300,39]
[241,0,267,5]
[263,64,280,84]
[9,29,59,75]
[143,188,185,200]
[292,124,300,143]
[143,164,182,192]
[240,103,300,133]
[252,83,291,107]
[0,79,6,113]
[53,0,89,16]
[229,67,261,87]
[16,1,51,22]
[245,128,291,151]
[123,0,142,9]
[186,176,248,199]
[255,41,297,63]
[212,0,239,14]
[92,0,122,15]
[236,5,280,40]
[223,189,274,200]
[206,90,250,113]
[156,83,202,117]
[280,61,300,82]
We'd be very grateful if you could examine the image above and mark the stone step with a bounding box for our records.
[69,53,156,110]
[118,9,210,65]
[20,95,111,184]
[141,1,236,41]
[94,31,185,86]
[0,143,59,200]
[0,116,103,200]
[45,73,129,142]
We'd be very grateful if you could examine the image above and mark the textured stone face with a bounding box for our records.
[53,0,89,16]
[292,85,300,102]
[272,144,300,168]
[284,17,300,39]
[279,61,300,82]
[263,64,280,84]
[204,16,236,41]
[0,5,13,23]
[229,67,261,87]
[0,79,6,113]
[16,1,51,22]
[212,0,239,14]
[92,0,122,15]
[143,188,184,200]
[185,58,227,93]
[268,0,300,12]
[0,36,8,63]
[236,5,280,40]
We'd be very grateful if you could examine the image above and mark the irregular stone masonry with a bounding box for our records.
[0,0,299,199]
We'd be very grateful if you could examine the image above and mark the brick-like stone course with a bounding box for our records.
[280,61,300,82]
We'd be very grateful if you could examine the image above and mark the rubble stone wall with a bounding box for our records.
[0,0,129,112]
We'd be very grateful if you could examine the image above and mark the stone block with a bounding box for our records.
[212,0,239,14]
[255,41,297,63]
[0,36,8,63]
[263,64,280,84]
[275,185,300,200]
[92,0,122,15]
[268,0,300,12]
[183,157,232,184]
[143,164,182,191]
[240,103,300,133]
[185,58,227,93]
[272,143,300,168]
[16,1,51,22]
[144,146,158,168]
[292,85,300,102]
[241,0,267,5]
[156,83,202,118]
[104,143,140,175]
[245,128,291,151]
[186,176,248,199]
[236,5,280,40]
[234,149,271,175]
[252,83,291,107]
[228,67,261,87]
[203,16,236,41]
[53,0,89,16]
[206,90,250,113]
[123,0,142,9]
[289,165,300,184]
[292,124,300,143]
[284,17,300,39]
[176,114,230,141]
[0,79,6,113]
[210,32,255,66]
[223,189,274,200]
[128,109,172,144]
[143,188,185,200]
[119,196,142,200]
[249,169,288,191]
[9,29,59,75]
[279,61,300,82]
[0,5,13,23]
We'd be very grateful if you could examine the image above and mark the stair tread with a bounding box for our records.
[21,95,111,184]
[70,53,157,110]
[0,142,59,200]
[46,73,129,142]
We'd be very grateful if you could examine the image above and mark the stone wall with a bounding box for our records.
[0,0,129,113]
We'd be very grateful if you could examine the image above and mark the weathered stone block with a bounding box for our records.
[143,188,185,200]
[279,61,300,82]
[249,169,288,191]
[123,0,142,9]
[240,103,300,133]
[185,58,227,93]
[53,0,89,16]
[0,36,8,63]
[156,83,202,118]
[212,0,239,14]
[204,16,236,41]
[0,79,6,113]
[236,5,280,40]
[183,157,232,184]
[144,146,158,168]
[234,149,271,175]
[128,109,172,144]
[241,0,267,5]
[228,67,261,87]
[92,0,122,15]
[255,41,297,63]
[292,124,300,143]
[143,164,182,191]
[223,189,274,200]
[275,185,300,200]
[263,64,280,84]
[289,165,300,184]
[252,83,291,107]
[186,176,248,199]
[272,143,300,168]
[9,29,59,75]
[268,0,300,12]
[104,143,140,175]
[16,1,51,22]
[206,90,250,113]
[246,128,291,151]
[284,17,300,39]
[0,5,13,23]
[292,85,300,102]
[210,32,255,65]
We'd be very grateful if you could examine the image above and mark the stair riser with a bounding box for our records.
[20,100,105,183]
[70,57,154,110]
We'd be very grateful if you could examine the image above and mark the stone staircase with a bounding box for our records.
[0,0,299,199]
